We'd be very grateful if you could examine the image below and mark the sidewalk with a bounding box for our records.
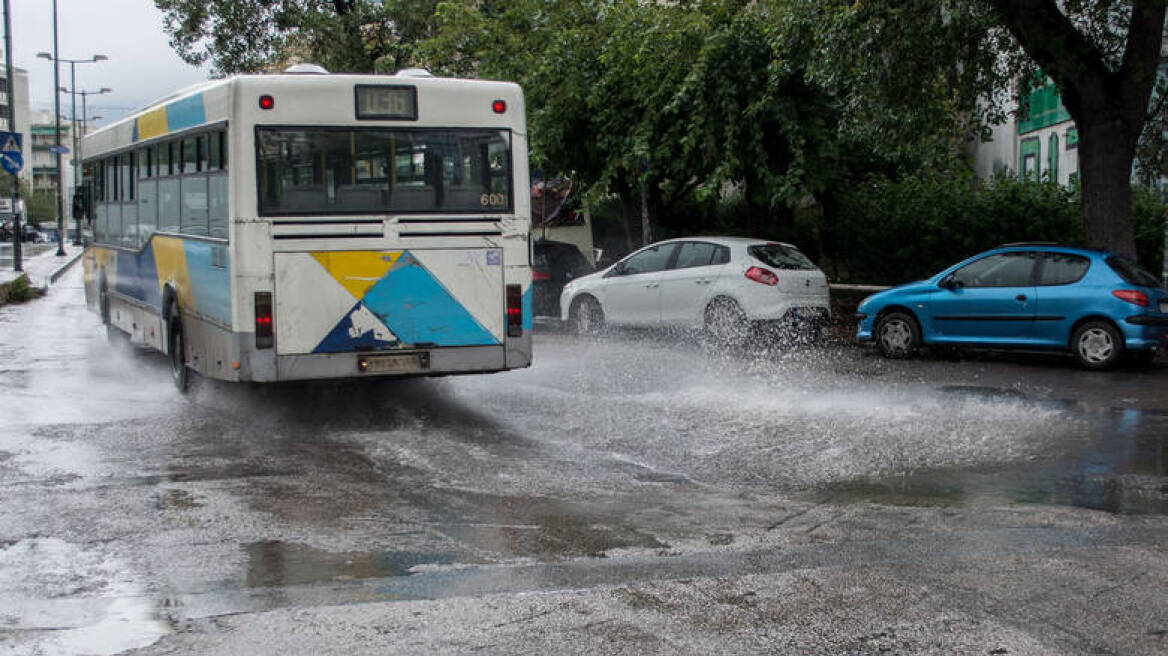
[0,242,84,290]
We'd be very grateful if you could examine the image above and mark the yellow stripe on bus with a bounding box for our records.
[152,236,193,309]
[137,107,169,141]
[311,251,403,300]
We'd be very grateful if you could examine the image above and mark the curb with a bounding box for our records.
[47,249,84,285]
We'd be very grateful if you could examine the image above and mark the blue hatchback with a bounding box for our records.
[855,244,1168,368]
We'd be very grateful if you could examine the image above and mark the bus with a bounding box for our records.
[80,67,532,391]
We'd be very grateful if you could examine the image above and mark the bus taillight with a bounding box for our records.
[506,284,522,337]
[255,292,274,349]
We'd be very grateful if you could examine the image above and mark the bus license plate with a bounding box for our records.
[1160,299,1168,313]
[358,353,429,374]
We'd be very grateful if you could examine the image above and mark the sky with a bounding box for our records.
[8,0,210,128]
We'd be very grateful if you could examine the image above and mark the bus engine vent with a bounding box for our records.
[271,218,384,241]
[397,218,502,239]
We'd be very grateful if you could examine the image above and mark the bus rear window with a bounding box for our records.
[257,128,512,215]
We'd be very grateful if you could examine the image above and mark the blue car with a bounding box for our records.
[856,243,1168,368]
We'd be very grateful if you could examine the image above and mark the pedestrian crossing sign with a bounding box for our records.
[0,131,22,174]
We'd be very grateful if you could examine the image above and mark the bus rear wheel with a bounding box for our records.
[168,307,190,393]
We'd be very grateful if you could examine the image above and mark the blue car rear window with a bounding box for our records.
[1106,256,1160,288]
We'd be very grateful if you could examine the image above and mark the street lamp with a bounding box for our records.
[59,86,109,243]
[38,48,107,248]
[37,0,106,252]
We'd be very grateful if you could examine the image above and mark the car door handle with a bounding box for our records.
[1015,294,1027,301]
[645,283,658,288]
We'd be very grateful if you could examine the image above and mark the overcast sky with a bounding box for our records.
[9,0,210,127]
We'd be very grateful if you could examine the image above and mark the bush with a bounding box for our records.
[0,275,43,304]
[830,173,1165,285]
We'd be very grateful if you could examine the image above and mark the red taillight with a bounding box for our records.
[492,99,507,114]
[255,292,274,348]
[745,266,778,286]
[258,95,274,110]
[1113,289,1150,306]
[506,284,523,337]
[532,269,551,281]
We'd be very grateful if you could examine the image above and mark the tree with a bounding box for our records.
[154,0,440,75]
[420,1,863,242]
[779,0,1167,258]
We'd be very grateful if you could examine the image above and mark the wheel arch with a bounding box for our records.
[875,305,927,342]
[569,292,600,315]
[161,283,179,320]
[1067,314,1122,350]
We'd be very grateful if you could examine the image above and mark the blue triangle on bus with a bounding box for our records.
[362,257,498,347]
[313,301,401,354]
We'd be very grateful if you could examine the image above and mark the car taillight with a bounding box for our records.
[506,284,523,337]
[745,266,778,286]
[255,292,274,348]
[532,269,551,281]
[1113,289,1149,306]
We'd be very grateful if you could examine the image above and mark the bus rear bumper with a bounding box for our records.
[263,344,520,382]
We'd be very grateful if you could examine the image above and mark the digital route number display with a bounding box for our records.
[354,85,418,121]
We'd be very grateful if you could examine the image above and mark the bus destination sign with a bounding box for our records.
[354,85,418,121]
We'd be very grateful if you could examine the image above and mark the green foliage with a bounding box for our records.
[154,0,440,75]
[0,275,43,304]
[831,173,1166,284]
[25,191,55,225]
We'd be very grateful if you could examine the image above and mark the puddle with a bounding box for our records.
[244,541,456,588]
[821,406,1168,515]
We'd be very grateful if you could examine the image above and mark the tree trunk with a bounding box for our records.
[1077,119,1139,258]
[743,178,760,238]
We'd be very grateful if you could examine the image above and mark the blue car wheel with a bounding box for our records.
[1071,320,1123,369]
[876,311,920,359]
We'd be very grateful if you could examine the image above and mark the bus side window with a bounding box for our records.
[159,177,180,233]
[181,175,209,236]
[138,148,158,245]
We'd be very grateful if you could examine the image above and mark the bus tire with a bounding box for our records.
[167,304,190,393]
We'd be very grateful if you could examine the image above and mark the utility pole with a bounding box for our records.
[3,0,20,271]
[51,0,64,256]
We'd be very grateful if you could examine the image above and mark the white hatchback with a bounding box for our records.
[560,236,830,342]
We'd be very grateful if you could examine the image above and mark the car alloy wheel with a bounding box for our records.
[705,298,747,346]
[876,311,919,359]
[1072,321,1122,369]
[571,296,604,335]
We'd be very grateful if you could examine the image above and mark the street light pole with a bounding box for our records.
[68,63,77,244]
[59,86,109,243]
[2,0,20,271]
[51,0,64,256]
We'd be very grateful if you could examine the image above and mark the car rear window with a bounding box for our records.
[1106,256,1160,288]
[748,244,816,270]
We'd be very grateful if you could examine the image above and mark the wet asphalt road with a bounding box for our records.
[1,266,1167,655]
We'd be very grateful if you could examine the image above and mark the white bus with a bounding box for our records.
[81,67,533,390]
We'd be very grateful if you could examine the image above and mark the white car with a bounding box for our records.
[560,236,830,342]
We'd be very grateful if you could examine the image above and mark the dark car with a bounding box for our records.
[532,239,594,317]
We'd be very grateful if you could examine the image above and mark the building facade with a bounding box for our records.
[0,66,32,188]
[974,32,1168,193]
[30,110,71,218]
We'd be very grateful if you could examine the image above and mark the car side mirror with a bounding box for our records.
[605,263,624,278]
[939,274,961,290]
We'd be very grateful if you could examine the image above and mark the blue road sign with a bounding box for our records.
[0,131,22,175]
